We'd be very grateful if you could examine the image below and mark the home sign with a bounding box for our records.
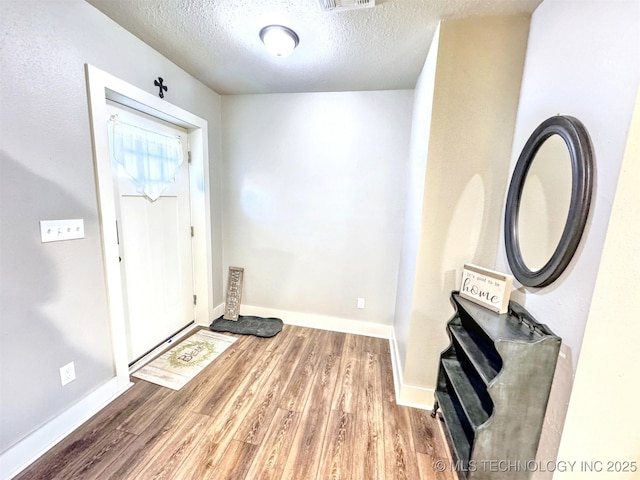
[459,264,513,314]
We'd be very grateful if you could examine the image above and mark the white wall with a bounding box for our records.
[395,16,530,405]
[0,0,223,468]
[393,23,440,400]
[493,1,639,473]
[554,85,640,479]
[498,0,639,359]
[221,91,413,328]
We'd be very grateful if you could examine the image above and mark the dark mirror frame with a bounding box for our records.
[504,115,594,287]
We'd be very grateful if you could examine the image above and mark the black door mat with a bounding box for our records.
[209,315,283,338]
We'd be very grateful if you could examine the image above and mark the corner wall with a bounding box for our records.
[395,16,530,405]
[392,23,440,404]
[220,90,413,328]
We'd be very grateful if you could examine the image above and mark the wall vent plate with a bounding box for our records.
[319,0,375,12]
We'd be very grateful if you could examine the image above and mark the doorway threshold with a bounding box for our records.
[128,321,197,374]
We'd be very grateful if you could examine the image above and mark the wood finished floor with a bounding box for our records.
[16,326,455,480]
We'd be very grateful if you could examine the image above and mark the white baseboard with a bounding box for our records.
[398,383,435,410]
[0,377,133,480]
[210,302,225,323]
[238,304,394,339]
[388,330,434,410]
[388,327,404,402]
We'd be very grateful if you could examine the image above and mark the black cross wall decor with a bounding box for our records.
[154,77,168,98]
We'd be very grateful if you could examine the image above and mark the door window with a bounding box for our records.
[109,118,183,201]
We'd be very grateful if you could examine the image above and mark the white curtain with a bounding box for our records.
[109,118,183,201]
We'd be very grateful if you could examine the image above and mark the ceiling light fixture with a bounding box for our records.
[259,25,299,58]
[319,0,375,12]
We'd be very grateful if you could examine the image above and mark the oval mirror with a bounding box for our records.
[505,116,594,287]
[517,134,573,271]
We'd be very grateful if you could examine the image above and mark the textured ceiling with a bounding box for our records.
[85,0,541,95]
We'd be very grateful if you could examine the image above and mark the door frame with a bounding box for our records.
[85,64,213,390]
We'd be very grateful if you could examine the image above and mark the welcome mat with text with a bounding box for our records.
[132,329,237,390]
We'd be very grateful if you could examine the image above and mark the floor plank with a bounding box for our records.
[233,333,308,446]
[330,333,361,414]
[281,332,343,479]
[316,409,355,480]
[203,439,258,480]
[243,408,300,480]
[15,325,453,480]
[353,337,386,480]
[278,329,324,412]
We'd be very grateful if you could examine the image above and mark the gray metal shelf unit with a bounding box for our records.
[432,292,561,480]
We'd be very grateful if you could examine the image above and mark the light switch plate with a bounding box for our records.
[40,219,85,243]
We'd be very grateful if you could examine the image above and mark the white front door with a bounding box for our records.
[107,103,195,364]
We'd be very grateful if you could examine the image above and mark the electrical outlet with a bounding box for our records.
[357,297,366,309]
[60,362,76,386]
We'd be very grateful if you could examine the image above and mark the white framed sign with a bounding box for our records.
[459,264,513,314]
